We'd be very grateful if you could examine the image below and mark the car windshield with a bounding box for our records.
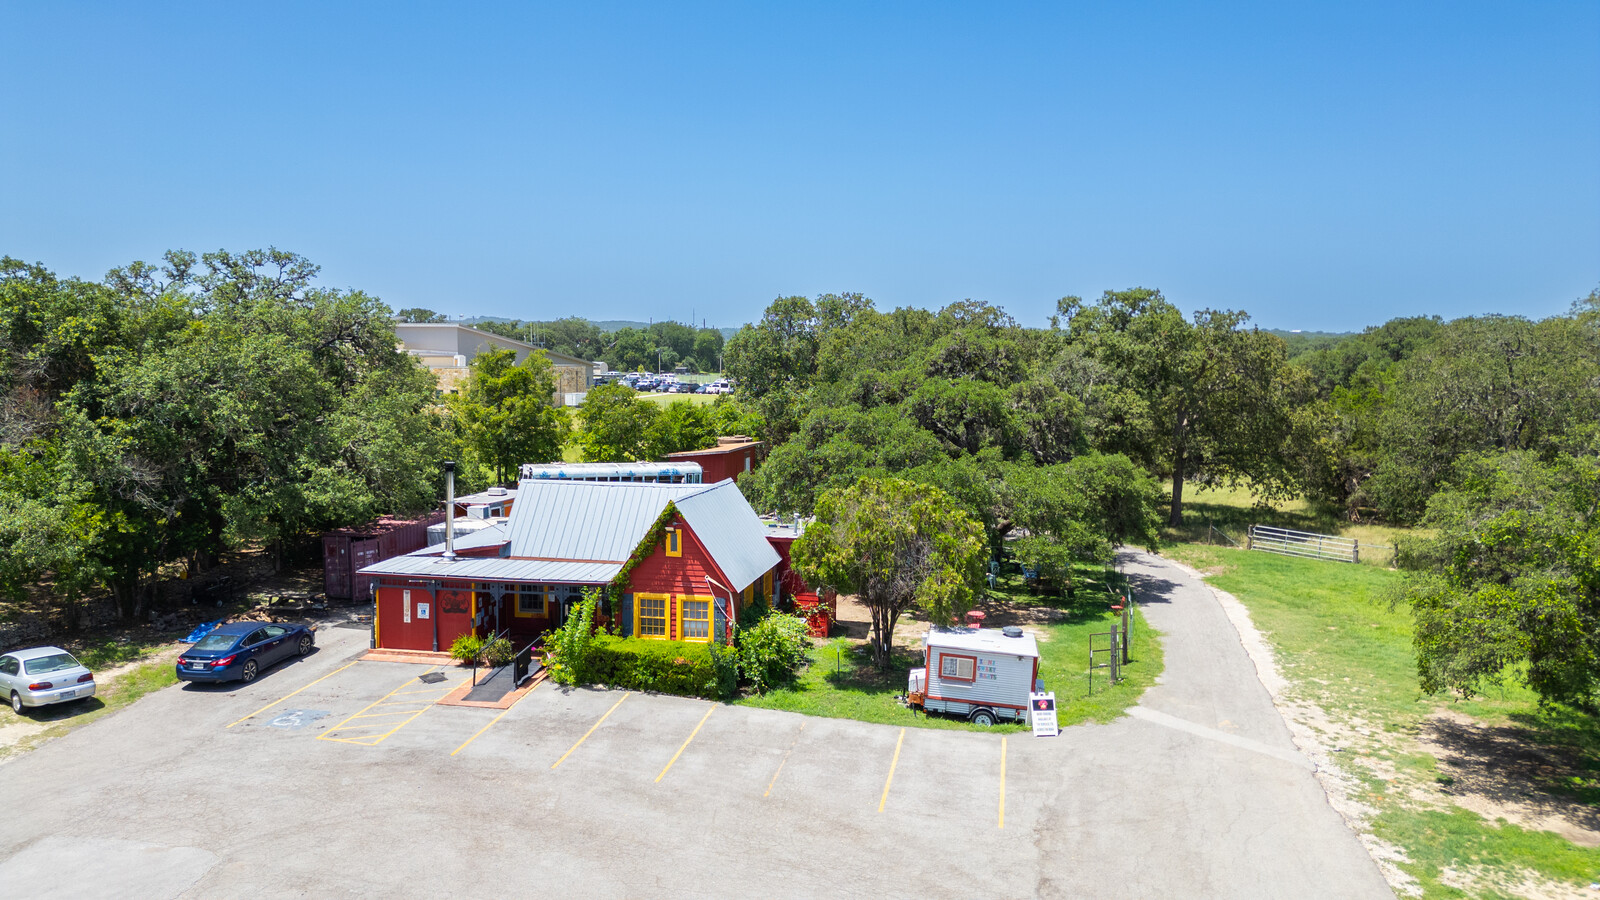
[24,653,80,675]
[193,633,239,651]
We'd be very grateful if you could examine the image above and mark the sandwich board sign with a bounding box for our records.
[1029,692,1058,737]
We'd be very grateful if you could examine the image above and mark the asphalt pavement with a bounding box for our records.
[0,552,1393,899]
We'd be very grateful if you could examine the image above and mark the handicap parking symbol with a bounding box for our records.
[268,709,330,730]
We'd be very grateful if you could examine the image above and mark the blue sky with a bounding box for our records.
[3,2,1596,331]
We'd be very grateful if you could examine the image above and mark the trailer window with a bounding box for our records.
[940,654,976,681]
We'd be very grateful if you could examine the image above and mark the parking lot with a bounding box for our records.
[0,553,1395,899]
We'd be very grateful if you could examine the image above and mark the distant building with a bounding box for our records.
[662,437,764,484]
[393,322,594,403]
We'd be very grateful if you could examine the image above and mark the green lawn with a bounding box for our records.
[737,572,1161,733]
[1162,543,1600,898]
[1166,481,1410,566]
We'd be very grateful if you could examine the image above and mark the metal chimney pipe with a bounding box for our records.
[443,461,457,561]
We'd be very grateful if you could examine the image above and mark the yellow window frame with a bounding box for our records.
[636,592,669,639]
[514,586,545,618]
[665,528,682,557]
[678,595,714,643]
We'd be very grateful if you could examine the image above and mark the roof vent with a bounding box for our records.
[1001,626,1023,638]
[487,486,508,497]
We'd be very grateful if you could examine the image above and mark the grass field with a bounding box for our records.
[1167,482,1410,566]
[737,570,1161,733]
[1163,543,1600,898]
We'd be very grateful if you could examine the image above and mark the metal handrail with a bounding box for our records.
[471,627,511,687]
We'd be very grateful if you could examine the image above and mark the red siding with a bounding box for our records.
[375,579,474,652]
[626,516,733,639]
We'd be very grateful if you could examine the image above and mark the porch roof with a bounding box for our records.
[358,555,618,584]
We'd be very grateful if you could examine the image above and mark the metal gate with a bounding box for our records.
[1248,525,1359,563]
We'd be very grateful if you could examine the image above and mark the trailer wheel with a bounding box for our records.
[969,708,996,727]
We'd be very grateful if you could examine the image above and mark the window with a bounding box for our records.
[516,585,545,617]
[665,529,682,557]
[940,654,976,681]
[264,625,287,639]
[0,656,18,676]
[637,593,668,638]
[679,598,711,642]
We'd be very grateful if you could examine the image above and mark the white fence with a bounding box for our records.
[1248,525,1363,564]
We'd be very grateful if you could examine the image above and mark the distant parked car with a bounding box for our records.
[1,647,96,714]
[176,622,316,684]
[706,380,732,394]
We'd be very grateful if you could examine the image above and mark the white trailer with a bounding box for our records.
[907,626,1040,726]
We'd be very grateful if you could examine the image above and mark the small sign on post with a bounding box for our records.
[1029,692,1059,737]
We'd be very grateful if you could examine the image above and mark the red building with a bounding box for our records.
[662,437,764,484]
[359,479,784,652]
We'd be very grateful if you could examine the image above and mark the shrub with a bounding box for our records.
[737,613,810,693]
[449,633,485,665]
[547,589,601,686]
[483,636,515,667]
[709,642,740,700]
[737,592,770,630]
[587,636,719,699]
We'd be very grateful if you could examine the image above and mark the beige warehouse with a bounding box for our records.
[393,322,594,403]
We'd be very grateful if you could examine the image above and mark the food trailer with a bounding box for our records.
[907,625,1041,726]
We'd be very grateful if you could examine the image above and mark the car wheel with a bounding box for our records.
[298,635,313,656]
[240,660,259,683]
[10,691,23,715]
[969,708,996,727]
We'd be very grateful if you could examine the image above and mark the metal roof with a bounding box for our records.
[358,479,778,590]
[677,484,781,592]
[503,479,710,563]
[357,554,620,584]
[663,440,763,458]
[921,626,1040,659]
[415,523,509,556]
[453,485,516,505]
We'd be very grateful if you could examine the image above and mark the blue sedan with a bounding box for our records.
[176,622,316,684]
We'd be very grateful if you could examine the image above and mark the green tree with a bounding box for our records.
[999,454,1163,591]
[577,382,659,461]
[1064,288,1312,526]
[1400,450,1600,708]
[395,307,447,323]
[452,347,569,484]
[790,476,987,667]
[1367,313,1600,522]
[646,400,715,458]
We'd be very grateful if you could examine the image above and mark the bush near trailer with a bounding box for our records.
[737,612,810,693]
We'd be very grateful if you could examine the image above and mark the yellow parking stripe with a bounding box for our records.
[878,728,906,813]
[551,692,631,769]
[450,679,541,757]
[226,660,358,728]
[764,722,806,798]
[655,704,715,783]
[317,674,454,746]
[999,736,1007,829]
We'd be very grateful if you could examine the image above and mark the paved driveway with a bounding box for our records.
[0,552,1392,899]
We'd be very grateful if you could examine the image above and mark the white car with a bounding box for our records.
[0,646,96,714]
[706,381,732,395]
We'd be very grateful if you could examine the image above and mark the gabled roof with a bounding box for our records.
[677,486,780,592]
[357,478,778,591]
[503,480,709,563]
